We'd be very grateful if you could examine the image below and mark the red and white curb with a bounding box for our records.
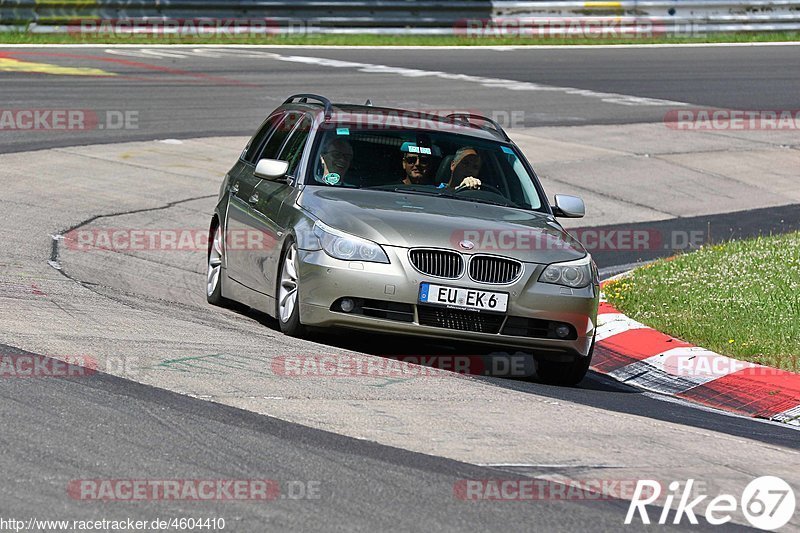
[595,286,800,427]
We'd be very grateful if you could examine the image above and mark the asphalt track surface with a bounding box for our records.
[2,44,800,153]
[1,45,799,532]
[0,343,755,532]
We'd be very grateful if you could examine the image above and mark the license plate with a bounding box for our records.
[419,283,508,313]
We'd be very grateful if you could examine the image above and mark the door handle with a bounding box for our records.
[248,193,259,205]
[230,182,239,194]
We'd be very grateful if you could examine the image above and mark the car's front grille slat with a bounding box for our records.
[409,249,464,279]
[469,255,522,284]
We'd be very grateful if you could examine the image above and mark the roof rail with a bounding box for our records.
[284,93,333,119]
[446,112,510,142]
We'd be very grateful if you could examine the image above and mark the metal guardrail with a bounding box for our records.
[0,0,798,33]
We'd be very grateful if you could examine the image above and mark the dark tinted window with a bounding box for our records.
[257,111,305,162]
[243,114,283,164]
[278,116,313,177]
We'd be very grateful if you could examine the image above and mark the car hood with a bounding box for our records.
[298,187,586,264]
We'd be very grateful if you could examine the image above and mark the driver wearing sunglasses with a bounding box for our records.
[401,152,434,185]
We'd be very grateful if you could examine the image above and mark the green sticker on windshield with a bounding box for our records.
[336,128,350,135]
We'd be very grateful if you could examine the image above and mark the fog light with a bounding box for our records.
[555,325,571,339]
[340,298,356,313]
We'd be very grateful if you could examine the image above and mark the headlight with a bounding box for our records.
[539,256,593,288]
[313,221,389,263]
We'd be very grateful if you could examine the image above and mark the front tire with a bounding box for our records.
[207,223,232,307]
[536,338,594,386]
[277,241,305,337]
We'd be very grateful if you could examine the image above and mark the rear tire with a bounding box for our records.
[276,241,306,337]
[536,338,594,386]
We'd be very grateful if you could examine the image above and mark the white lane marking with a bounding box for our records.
[118,48,190,58]
[773,406,800,427]
[652,346,756,379]
[273,53,688,107]
[597,312,624,326]
[103,48,687,107]
[595,314,646,342]
[48,234,63,270]
[608,349,739,395]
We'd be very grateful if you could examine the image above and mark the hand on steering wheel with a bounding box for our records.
[454,176,481,191]
[455,178,504,196]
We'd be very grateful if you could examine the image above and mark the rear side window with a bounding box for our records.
[243,114,283,164]
[257,111,305,162]
[278,116,313,177]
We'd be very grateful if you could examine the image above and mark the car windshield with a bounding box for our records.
[305,126,545,211]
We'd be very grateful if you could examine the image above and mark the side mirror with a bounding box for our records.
[552,194,585,218]
[254,158,289,180]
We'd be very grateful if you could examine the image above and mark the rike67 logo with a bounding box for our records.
[626,476,796,530]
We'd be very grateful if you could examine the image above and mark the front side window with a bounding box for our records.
[256,111,305,162]
[278,116,313,177]
[305,126,545,211]
[242,113,283,164]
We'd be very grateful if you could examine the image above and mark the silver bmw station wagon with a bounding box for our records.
[208,94,599,385]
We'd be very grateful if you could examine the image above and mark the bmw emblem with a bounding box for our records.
[459,240,475,250]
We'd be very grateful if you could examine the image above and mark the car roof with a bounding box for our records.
[280,102,508,143]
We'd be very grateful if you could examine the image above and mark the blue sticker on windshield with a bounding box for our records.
[336,128,350,135]
[400,142,441,156]
[501,146,515,155]
[323,173,341,185]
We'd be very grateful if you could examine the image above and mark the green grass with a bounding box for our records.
[1,31,800,46]
[604,232,800,371]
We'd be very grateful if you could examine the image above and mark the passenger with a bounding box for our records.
[319,137,353,185]
[442,146,482,190]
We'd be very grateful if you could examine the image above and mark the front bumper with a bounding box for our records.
[297,246,599,359]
